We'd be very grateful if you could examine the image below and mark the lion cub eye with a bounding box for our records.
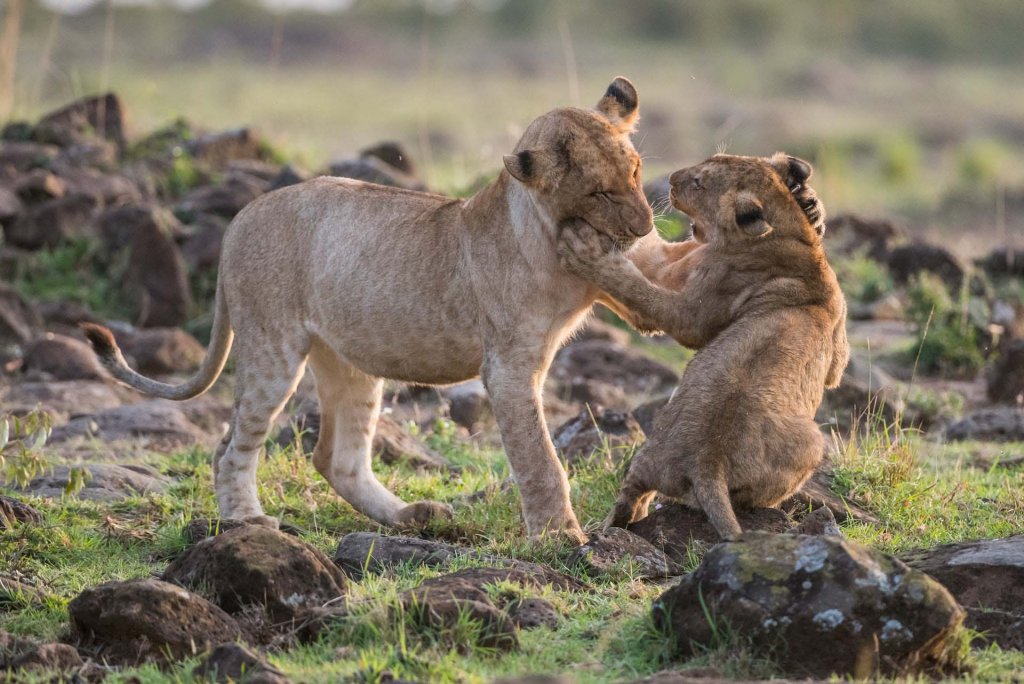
[736,205,764,226]
[591,191,613,201]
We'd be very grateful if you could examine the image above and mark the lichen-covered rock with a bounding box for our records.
[627,504,790,566]
[570,526,679,579]
[68,578,240,665]
[163,525,346,620]
[654,533,965,679]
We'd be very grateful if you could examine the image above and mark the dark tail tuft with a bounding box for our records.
[79,322,119,361]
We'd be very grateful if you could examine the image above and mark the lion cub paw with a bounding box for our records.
[393,501,454,530]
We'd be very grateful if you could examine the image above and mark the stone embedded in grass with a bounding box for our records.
[334,531,485,580]
[6,643,84,673]
[944,407,1024,443]
[400,573,518,652]
[110,326,207,375]
[626,504,790,566]
[569,526,679,579]
[0,380,130,424]
[163,525,347,621]
[49,399,215,451]
[68,578,241,666]
[0,495,42,527]
[183,516,302,547]
[505,597,560,630]
[654,532,966,679]
[551,405,645,470]
[194,643,291,684]
[900,535,1024,616]
[4,463,168,502]
[21,333,107,381]
[987,339,1024,404]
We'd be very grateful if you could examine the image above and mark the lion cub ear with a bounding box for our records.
[596,76,639,133]
[770,153,813,192]
[734,193,772,237]
[504,150,547,184]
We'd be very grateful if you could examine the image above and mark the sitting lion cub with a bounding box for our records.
[558,153,848,539]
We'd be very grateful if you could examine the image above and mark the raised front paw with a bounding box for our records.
[557,220,615,278]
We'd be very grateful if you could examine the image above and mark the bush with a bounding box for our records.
[833,255,894,304]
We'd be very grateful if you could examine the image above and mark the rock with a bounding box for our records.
[334,532,484,580]
[505,597,559,630]
[0,284,41,357]
[900,535,1024,615]
[5,193,99,249]
[780,461,879,525]
[816,352,903,432]
[551,405,645,469]
[13,169,66,203]
[267,164,308,191]
[68,577,241,665]
[791,506,843,537]
[570,526,679,579]
[627,504,791,566]
[886,242,966,292]
[0,495,42,528]
[7,643,84,672]
[827,213,903,260]
[176,172,266,219]
[111,326,206,375]
[180,213,228,273]
[22,333,106,381]
[654,533,966,678]
[0,141,59,172]
[328,157,425,191]
[194,643,290,684]
[49,400,213,451]
[399,574,518,652]
[0,186,24,227]
[98,204,191,327]
[187,128,264,167]
[163,525,347,621]
[374,414,452,470]
[987,339,1024,404]
[562,377,631,411]
[0,573,49,607]
[360,141,419,179]
[57,139,119,170]
[977,247,1024,279]
[631,394,670,436]
[53,165,141,205]
[443,380,492,431]
[966,608,1024,651]
[35,92,126,149]
[5,463,168,502]
[945,407,1024,442]
[0,380,130,424]
[551,339,678,395]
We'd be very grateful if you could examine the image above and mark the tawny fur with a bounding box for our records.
[83,77,657,543]
[558,153,849,540]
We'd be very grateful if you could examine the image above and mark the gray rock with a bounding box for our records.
[551,339,678,396]
[0,495,42,528]
[194,643,291,684]
[551,405,645,470]
[945,407,1024,442]
[654,533,966,678]
[987,339,1024,404]
[22,333,106,381]
[505,597,559,630]
[0,284,40,358]
[0,380,130,424]
[5,463,168,502]
[443,379,492,431]
[50,400,213,451]
[110,326,206,375]
[35,92,126,149]
[334,531,484,580]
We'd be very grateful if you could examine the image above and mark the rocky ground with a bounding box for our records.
[1,94,1023,682]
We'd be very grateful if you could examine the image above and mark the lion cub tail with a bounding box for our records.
[81,286,234,401]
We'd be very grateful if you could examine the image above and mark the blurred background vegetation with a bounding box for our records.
[3,0,1024,255]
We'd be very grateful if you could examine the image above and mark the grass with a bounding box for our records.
[3,409,1024,682]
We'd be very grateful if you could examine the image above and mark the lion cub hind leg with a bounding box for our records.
[309,347,452,530]
[216,342,308,527]
[604,446,664,529]
[693,476,743,541]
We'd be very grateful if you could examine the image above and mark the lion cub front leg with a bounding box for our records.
[481,350,585,544]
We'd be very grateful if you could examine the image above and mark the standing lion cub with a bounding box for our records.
[558,153,848,539]
[83,78,654,543]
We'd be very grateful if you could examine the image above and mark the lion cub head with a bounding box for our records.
[503,77,654,247]
[670,152,825,247]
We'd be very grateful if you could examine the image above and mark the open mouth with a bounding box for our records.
[686,216,707,243]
